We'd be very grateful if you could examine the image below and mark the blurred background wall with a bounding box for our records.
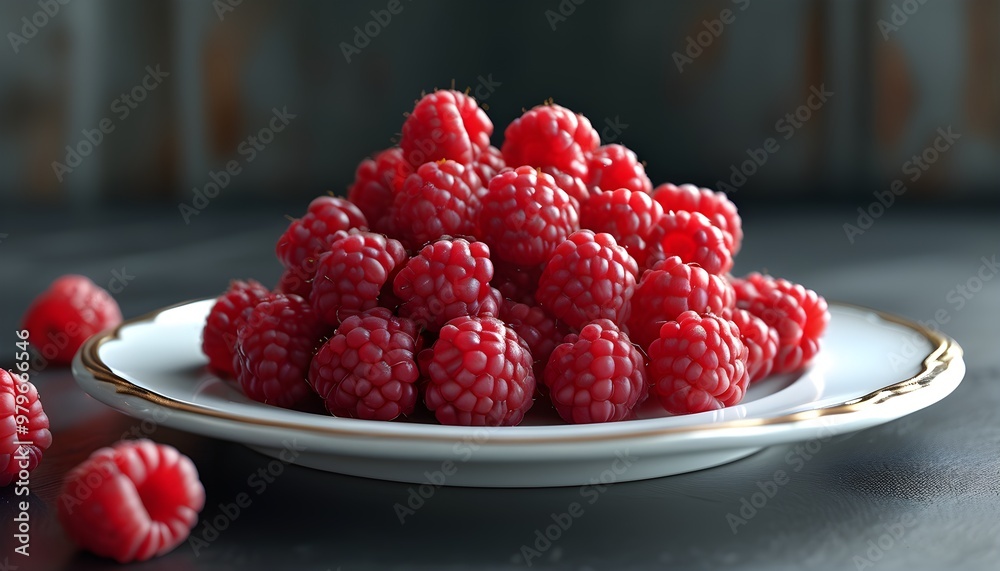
[0,0,997,208]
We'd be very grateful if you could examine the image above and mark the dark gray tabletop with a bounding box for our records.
[1,202,998,570]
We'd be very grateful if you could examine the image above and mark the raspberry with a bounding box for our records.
[734,273,829,374]
[499,299,570,377]
[648,311,749,414]
[424,316,535,426]
[501,103,599,179]
[234,294,327,411]
[309,308,420,421]
[201,279,273,375]
[729,308,779,382]
[393,238,498,331]
[543,319,648,423]
[276,265,314,299]
[401,90,492,168]
[0,369,52,487]
[275,196,368,272]
[471,145,506,198]
[579,188,664,269]
[536,230,639,330]
[541,166,592,207]
[492,260,543,305]
[626,256,735,351]
[347,147,411,235]
[57,439,205,563]
[586,144,653,194]
[478,165,580,266]
[21,274,123,365]
[653,183,743,254]
[392,159,481,247]
[310,231,407,326]
[646,210,733,275]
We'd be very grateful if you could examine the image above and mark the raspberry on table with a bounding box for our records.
[471,145,506,199]
[579,187,664,269]
[0,369,52,487]
[646,209,734,275]
[543,319,648,424]
[21,274,123,365]
[501,103,600,179]
[275,196,367,272]
[653,183,743,254]
[424,315,535,426]
[309,308,421,421]
[728,308,779,382]
[586,144,653,194]
[201,279,273,375]
[542,166,593,208]
[477,165,580,266]
[392,159,482,247]
[648,311,749,415]
[535,230,639,330]
[347,147,412,235]
[499,299,570,378]
[57,439,205,563]
[401,89,493,168]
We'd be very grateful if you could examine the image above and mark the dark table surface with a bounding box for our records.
[1,202,998,571]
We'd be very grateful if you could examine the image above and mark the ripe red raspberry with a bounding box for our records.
[424,316,535,426]
[536,230,639,330]
[400,89,492,168]
[541,166,592,207]
[626,256,735,351]
[310,231,407,326]
[21,274,123,365]
[276,264,315,299]
[393,238,498,331]
[309,308,420,421]
[57,439,205,563]
[201,279,273,375]
[478,165,580,266]
[347,147,411,235]
[499,299,570,377]
[501,103,599,179]
[586,144,653,194]
[234,294,327,411]
[734,273,829,374]
[0,369,52,487]
[275,196,368,272]
[471,145,506,198]
[392,159,481,247]
[579,187,664,269]
[492,259,543,305]
[653,183,743,254]
[648,311,749,414]
[728,308,779,382]
[646,210,733,275]
[543,319,648,423]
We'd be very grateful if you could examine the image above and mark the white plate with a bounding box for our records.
[72,300,964,487]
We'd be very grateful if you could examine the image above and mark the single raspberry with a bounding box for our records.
[21,274,123,365]
[492,260,543,306]
[646,210,734,275]
[424,316,535,426]
[653,183,743,254]
[234,294,327,411]
[0,369,52,486]
[729,274,761,304]
[648,311,749,414]
[347,147,412,234]
[310,231,407,326]
[543,319,648,423]
[201,279,273,375]
[499,299,570,377]
[541,166,592,207]
[579,188,664,269]
[536,230,639,330]
[735,273,829,374]
[471,145,506,198]
[393,238,498,331]
[729,308,779,382]
[586,144,652,194]
[275,264,315,299]
[501,103,599,179]
[400,89,492,168]
[626,256,735,351]
[392,159,481,247]
[57,439,205,563]
[275,196,368,272]
[478,165,580,266]
[309,308,420,421]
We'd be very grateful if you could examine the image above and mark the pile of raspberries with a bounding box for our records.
[202,90,830,426]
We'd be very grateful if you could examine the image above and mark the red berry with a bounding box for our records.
[471,145,506,198]
[543,319,648,423]
[400,90,492,168]
[579,187,664,269]
[201,279,273,375]
[499,299,570,377]
[536,230,639,330]
[392,159,481,247]
[310,231,407,326]
[729,308,779,382]
[501,103,599,179]
[478,165,580,266]
[541,166,592,207]
[586,144,652,194]
[57,440,205,563]
[424,316,535,426]
[275,264,315,299]
[653,183,743,254]
[309,308,420,421]
[21,274,123,365]
[275,196,368,273]
[648,311,749,414]
[347,147,411,235]
[646,210,733,275]
[0,369,52,487]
